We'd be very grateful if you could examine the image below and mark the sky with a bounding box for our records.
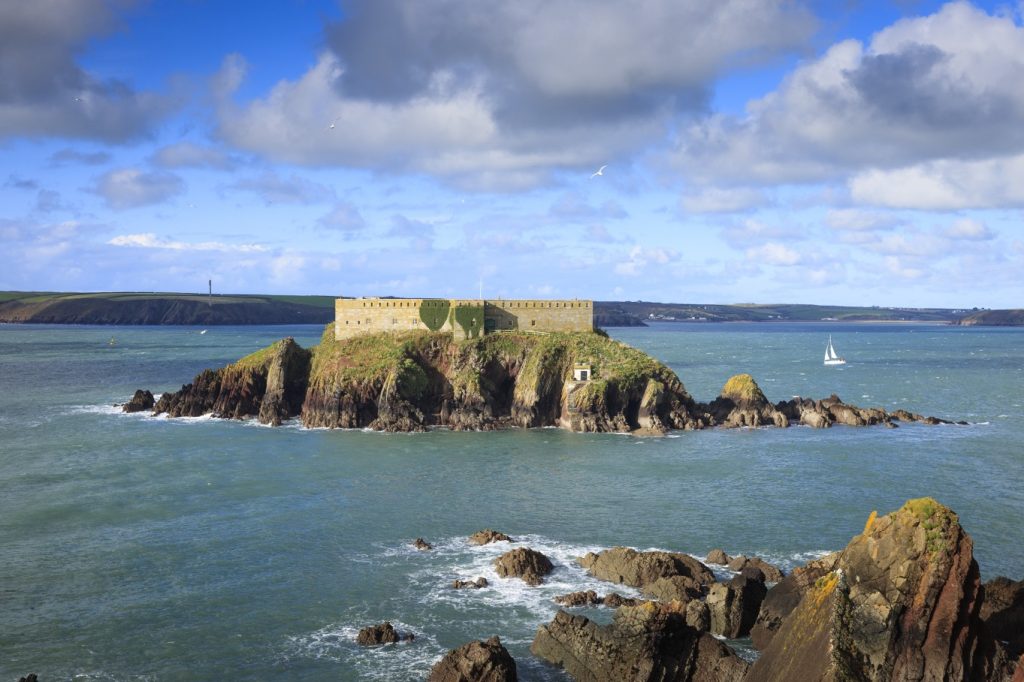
[2,0,1023,307]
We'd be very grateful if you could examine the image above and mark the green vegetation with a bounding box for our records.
[308,326,443,392]
[720,373,766,403]
[231,339,288,371]
[452,304,484,339]
[419,299,451,331]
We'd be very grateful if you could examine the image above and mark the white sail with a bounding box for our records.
[824,335,846,365]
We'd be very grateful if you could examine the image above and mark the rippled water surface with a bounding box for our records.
[1,322,1022,680]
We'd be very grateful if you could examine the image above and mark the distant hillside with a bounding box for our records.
[594,301,964,325]
[954,309,1024,326]
[0,292,334,325]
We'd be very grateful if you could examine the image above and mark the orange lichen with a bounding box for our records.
[863,510,878,534]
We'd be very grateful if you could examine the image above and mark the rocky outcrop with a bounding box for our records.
[746,499,1009,681]
[531,603,749,682]
[579,547,715,591]
[452,577,488,589]
[706,568,767,638]
[469,529,513,545]
[427,636,517,682]
[706,549,730,565]
[706,374,788,428]
[152,338,309,424]
[494,548,553,586]
[356,621,414,646]
[121,389,154,413]
[749,551,841,650]
[140,326,956,433]
[555,590,603,607]
[982,577,1024,658]
[603,592,644,608]
[414,538,433,551]
[641,576,704,603]
[726,555,784,583]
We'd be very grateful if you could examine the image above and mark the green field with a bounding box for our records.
[0,291,337,307]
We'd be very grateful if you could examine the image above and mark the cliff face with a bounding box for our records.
[0,296,332,325]
[151,327,702,434]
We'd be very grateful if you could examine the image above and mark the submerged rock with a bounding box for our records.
[452,577,489,590]
[427,635,517,682]
[356,621,414,646]
[531,604,748,682]
[746,498,1009,681]
[413,538,433,551]
[494,548,553,586]
[469,529,513,545]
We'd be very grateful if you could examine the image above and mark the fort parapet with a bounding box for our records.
[335,297,593,340]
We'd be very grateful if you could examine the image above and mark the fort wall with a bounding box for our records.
[335,298,592,340]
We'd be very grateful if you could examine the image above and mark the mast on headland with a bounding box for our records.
[208,279,212,307]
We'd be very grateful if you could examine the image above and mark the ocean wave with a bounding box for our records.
[282,620,439,680]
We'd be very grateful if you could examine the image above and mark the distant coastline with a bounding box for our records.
[0,291,1019,327]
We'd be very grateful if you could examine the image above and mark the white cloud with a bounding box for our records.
[849,155,1024,209]
[93,168,185,209]
[680,187,770,213]
[108,233,268,253]
[614,245,677,276]
[673,3,1024,195]
[945,218,993,241]
[745,242,802,266]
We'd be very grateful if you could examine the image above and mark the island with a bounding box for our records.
[125,296,954,433]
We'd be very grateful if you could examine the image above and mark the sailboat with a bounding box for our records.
[824,335,846,366]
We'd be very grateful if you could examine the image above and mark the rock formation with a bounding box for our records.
[749,552,840,650]
[579,547,715,591]
[726,555,784,583]
[452,577,488,590]
[494,548,553,586]
[531,603,749,682]
[982,577,1024,658]
[414,538,433,551]
[121,389,154,413]
[555,590,603,607]
[706,567,767,638]
[133,326,955,433]
[356,621,414,646]
[469,529,513,545]
[706,549,730,565]
[427,636,517,682]
[746,499,1009,681]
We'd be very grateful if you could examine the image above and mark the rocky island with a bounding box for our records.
[125,324,954,433]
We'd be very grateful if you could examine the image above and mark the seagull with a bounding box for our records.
[590,164,607,179]
[199,329,207,335]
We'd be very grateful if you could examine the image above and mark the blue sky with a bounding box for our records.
[2,0,1023,307]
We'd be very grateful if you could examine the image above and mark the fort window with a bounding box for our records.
[531,320,536,326]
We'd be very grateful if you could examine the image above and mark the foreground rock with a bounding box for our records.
[494,548,553,586]
[982,577,1024,657]
[469,529,513,545]
[356,621,414,646]
[428,636,517,682]
[706,567,767,638]
[121,389,154,413]
[580,547,715,592]
[746,499,1009,681]
[749,552,840,650]
[136,326,954,433]
[531,603,748,682]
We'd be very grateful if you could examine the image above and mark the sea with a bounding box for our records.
[1,322,1022,681]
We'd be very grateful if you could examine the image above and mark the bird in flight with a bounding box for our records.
[590,164,607,178]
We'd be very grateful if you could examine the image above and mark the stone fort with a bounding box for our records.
[335,297,593,340]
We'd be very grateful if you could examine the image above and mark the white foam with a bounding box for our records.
[282,620,439,680]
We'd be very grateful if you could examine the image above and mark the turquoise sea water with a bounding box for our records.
[1,322,1022,680]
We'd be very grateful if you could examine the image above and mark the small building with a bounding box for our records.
[573,362,592,381]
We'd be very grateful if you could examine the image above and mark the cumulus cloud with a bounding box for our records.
[227,171,334,205]
[614,245,677,276]
[849,155,1024,209]
[215,1,814,188]
[152,141,237,170]
[0,1,173,141]
[108,233,268,252]
[673,3,1024,196]
[93,168,185,209]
